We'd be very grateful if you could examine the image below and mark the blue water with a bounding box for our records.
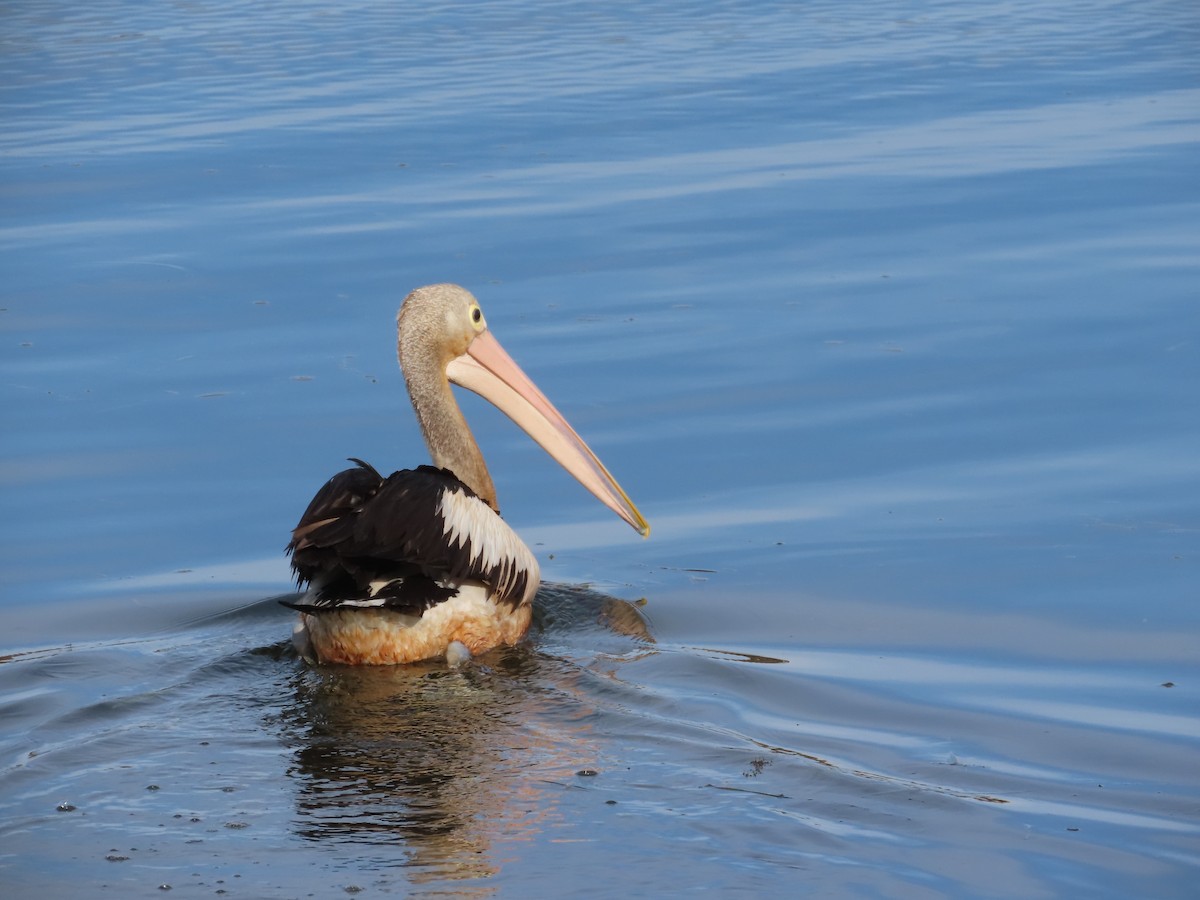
[2,1,1198,896]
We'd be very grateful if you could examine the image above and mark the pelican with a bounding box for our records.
[284,284,649,665]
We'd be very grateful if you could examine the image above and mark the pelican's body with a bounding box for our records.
[285,284,647,665]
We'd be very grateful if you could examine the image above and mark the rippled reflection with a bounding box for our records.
[268,586,654,882]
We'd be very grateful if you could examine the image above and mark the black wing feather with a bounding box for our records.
[285,462,528,615]
[288,458,384,553]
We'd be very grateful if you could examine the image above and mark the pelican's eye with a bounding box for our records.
[470,305,484,329]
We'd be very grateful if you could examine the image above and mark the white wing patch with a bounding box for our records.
[368,578,400,597]
[439,488,540,605]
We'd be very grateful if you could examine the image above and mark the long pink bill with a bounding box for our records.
[445,330,650,536]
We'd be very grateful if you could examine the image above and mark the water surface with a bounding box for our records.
[2,1,1198,896]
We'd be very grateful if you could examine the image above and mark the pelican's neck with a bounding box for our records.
[400,341,499,510]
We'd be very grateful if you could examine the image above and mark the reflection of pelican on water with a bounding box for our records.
[278,586,655,884]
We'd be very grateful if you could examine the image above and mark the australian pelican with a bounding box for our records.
[285,284,649,664]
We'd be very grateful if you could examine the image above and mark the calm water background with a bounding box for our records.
[2,1,1198,896]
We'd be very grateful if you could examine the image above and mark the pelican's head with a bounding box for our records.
[397,284,649,537]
